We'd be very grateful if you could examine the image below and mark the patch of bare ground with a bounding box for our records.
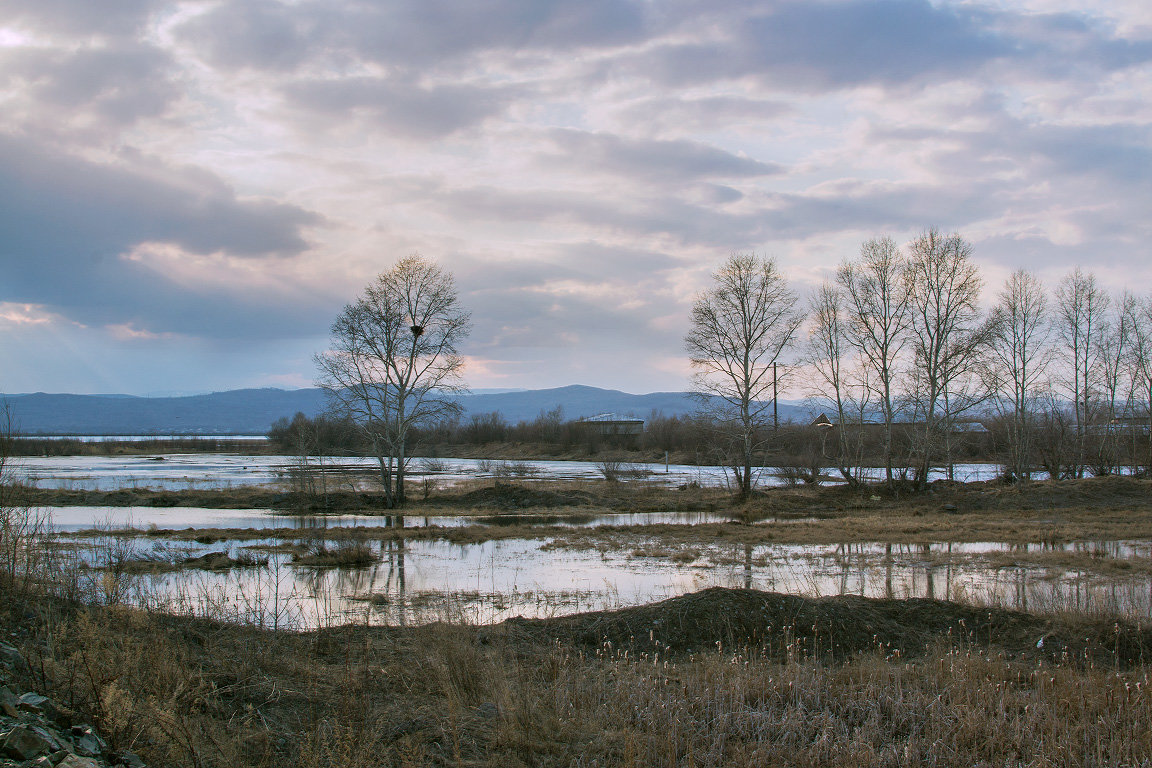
[492,586,1152,666]
[444,480,599,510]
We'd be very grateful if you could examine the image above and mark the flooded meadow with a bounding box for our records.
[14,452,1151,629]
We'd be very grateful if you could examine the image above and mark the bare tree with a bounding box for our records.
[988,269,1049,481]
[316,255,470,508]
[1055,268,1109,477]
[1094,292,1134,474]
[904,229,989,484]
[805,282,870,484]
[1125,294,1152,474]
[837,236,910,484]
[686,253,804,498]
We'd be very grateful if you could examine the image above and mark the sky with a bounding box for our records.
[1,0,1150,396]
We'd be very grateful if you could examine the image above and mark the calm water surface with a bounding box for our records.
[62,530,1152,629]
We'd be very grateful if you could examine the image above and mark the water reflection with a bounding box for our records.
[13,453,1008,492]
[81,535,1152,629]
[45,505,741,532]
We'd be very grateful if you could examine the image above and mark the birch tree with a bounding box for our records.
[1055,268,1109,476]
[837,236,910,484]
[316,255,470,508]
[1125,294,1152,473]
[686,253,803,498]
[988,269,1049,481]
[905,229,989,484]
[1095,292,1133,473]
[805,282,869,483]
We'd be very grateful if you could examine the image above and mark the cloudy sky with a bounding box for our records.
[1,0,1150,396]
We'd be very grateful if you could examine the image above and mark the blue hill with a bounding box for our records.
[1,386,809,435]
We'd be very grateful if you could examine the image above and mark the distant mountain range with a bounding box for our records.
[1,386,810,436]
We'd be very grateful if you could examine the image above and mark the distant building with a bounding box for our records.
[580,413,644,436]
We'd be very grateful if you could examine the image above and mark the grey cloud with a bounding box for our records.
[1023,124,1152,184]
[642,0,1011,89]
[436,185,768,247]
[285,76,518,138]
[11,44,178,126]
[694,184,744,205]
[638,0,1150,91]
[171,0,647,73]
[616,96,793,133]
[1005,11,1152,73]
[869,112,1152,192]
[327,0,647,69]
[3,0,160,37]
[457,242,678,295]
[543,129,782,183]
[0,136,326,338]
[436,175,1008,250]
[454,245,687,356]
[973,234,1152,286]
[174,0,314,72]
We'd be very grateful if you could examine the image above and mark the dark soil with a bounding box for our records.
[445,481,599,510]
[492,587,1152,667]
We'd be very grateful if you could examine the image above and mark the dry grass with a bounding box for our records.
[291,540,378,568]
[4,587,1151,768]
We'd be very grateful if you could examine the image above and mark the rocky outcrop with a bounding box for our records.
[0,642,145,768]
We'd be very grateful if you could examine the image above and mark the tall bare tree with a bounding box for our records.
[1055,268,1109,477]
[837,236,910,483]
[1094,292,1134,473]
[988,269,1049,480]
[316,254,470,508]
[686,253,803,497]
[805,282,865,483]
[1125,294,1152,473]
[905,229,989,484]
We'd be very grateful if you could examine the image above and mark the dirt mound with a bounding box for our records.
[499,587,1152,666]
[452,482,597,509]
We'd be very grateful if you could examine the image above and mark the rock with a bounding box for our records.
[0,642,26,673]
[18,691,49,713]
[18,692,72,726]
[71,725,107,757]
[942,503,959,514]
[56,755,104,768]
[1,725,56,760]
[0,684,19,718]
[112,750,147,768]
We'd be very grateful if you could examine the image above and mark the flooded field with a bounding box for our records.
[57,521,1152,629]
[45,505,739,532]
[21,455,1151,630]
[12,452,1005,491]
